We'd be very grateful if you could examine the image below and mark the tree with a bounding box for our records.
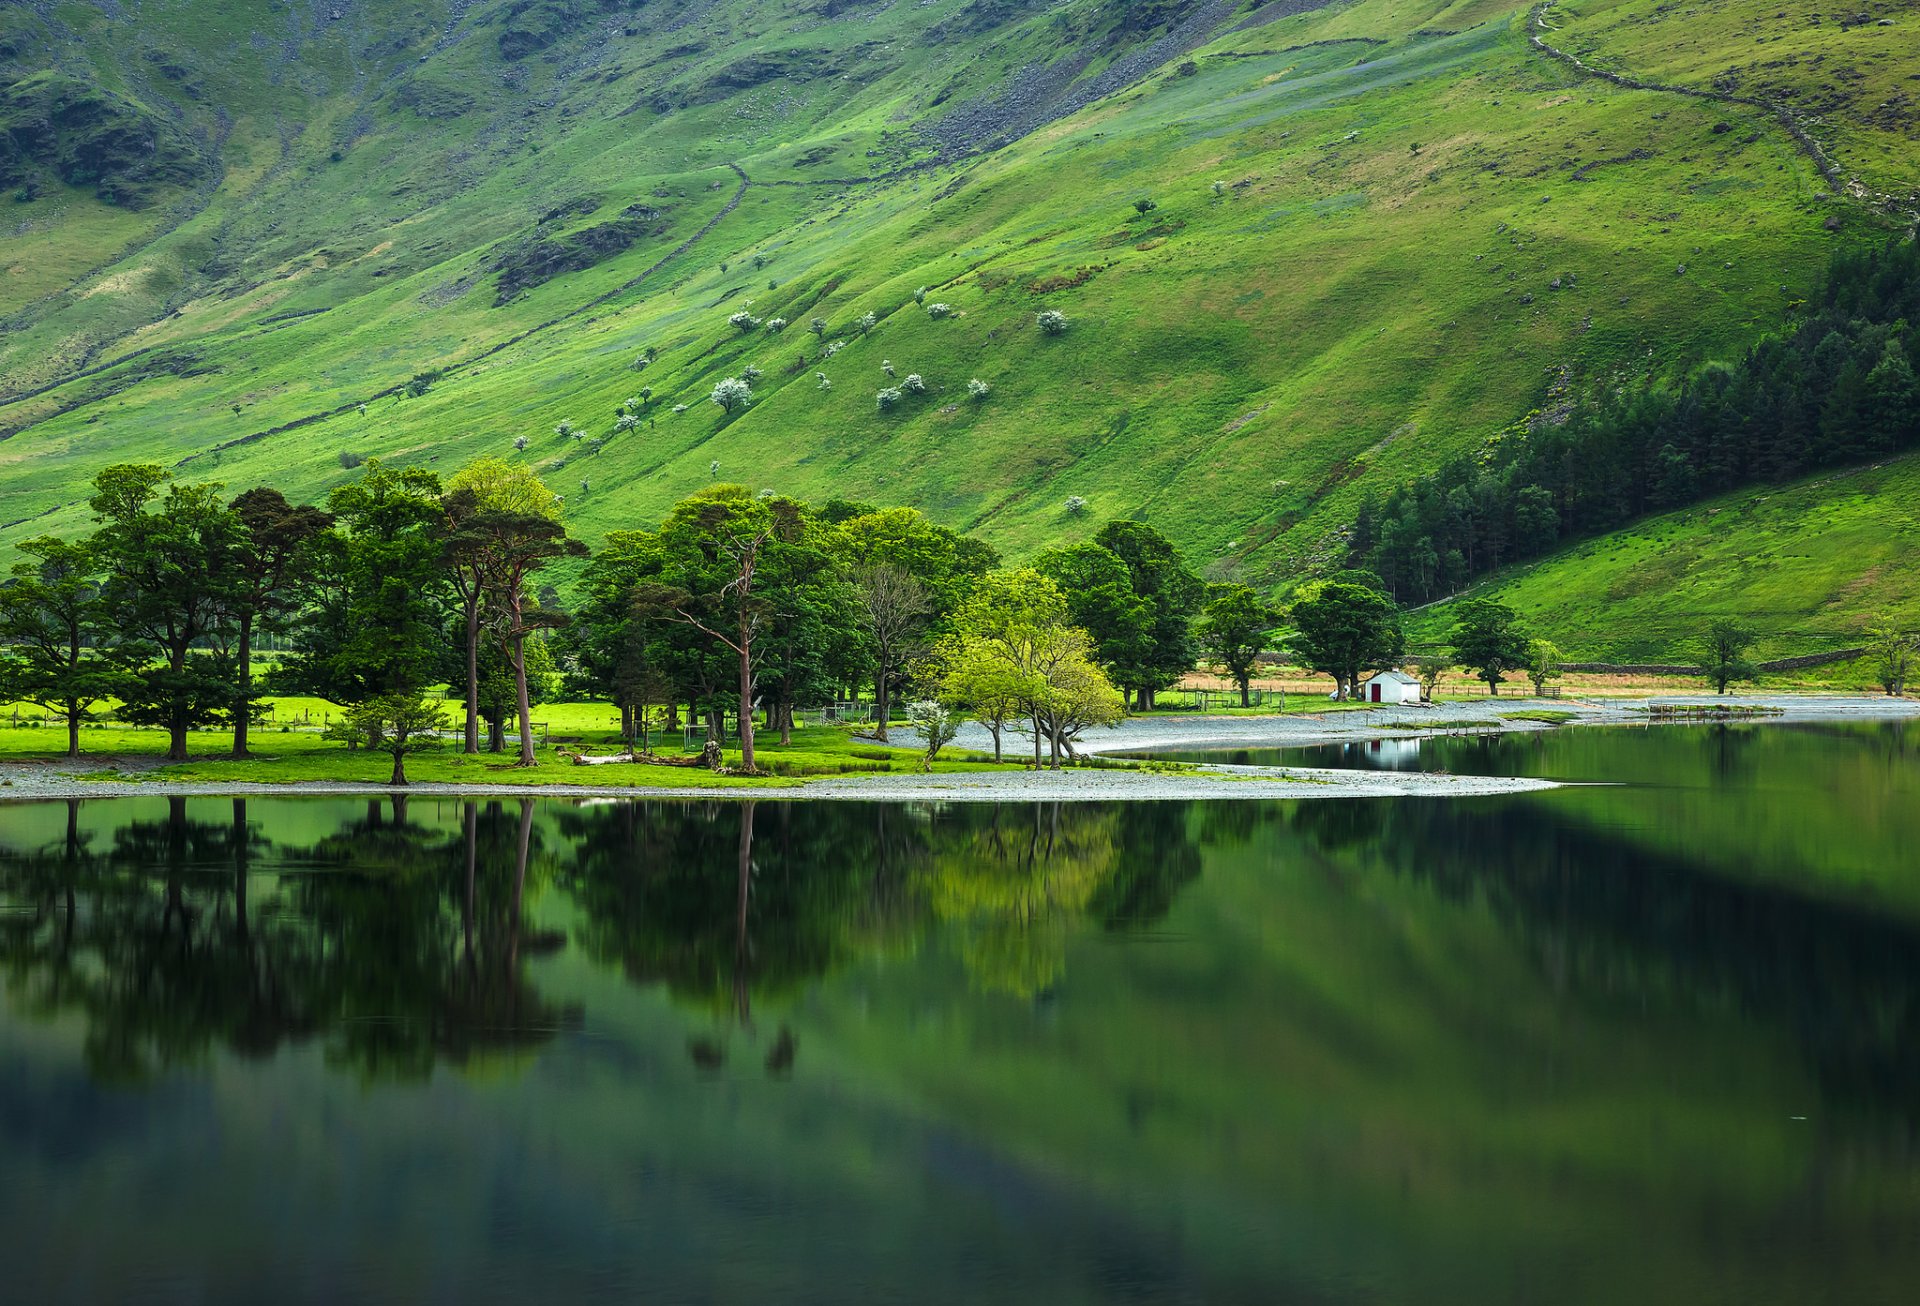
[1408,653,1451,703]
[1449,600,1532,696]
[1289,582,1403,700]
[643,486,810,773]
[344,691,449,786]
[1701,619,1757,694]
[1526,638,1562,696]
[849,563,930,741]
[88,465,244,760]
[287,460,447,705]
[0,536,124,757]
[1089,521,1203,711]
[1197,583,1277,707]
[906,700,962,771]
[936,634,1031,763]
[225,488,330,757]
[1867,622,1916,696]
[443,458,577,764]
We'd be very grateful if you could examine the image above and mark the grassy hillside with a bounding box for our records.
[2,0,1915,625]
[1409,450,1920,658]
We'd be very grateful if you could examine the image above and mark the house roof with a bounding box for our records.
[1366,669,1419,684]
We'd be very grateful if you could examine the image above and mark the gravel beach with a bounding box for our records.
[0,694,1910,805]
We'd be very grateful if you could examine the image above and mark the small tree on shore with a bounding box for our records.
[1408,653,1451,703]
[1701,619,1756,694]
[906,699,962,771]
[1526,638,1562,696]
[347,690,449,786]
[1449,600,1531,696]
[1868,622,1916,696]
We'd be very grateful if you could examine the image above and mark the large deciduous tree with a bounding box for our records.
[1448,600,1533,696]
[1288,581,1404,700]
[1197,583,1278,707]
[1701,619,1757,695]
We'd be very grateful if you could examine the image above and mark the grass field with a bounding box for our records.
[4,0,1916,651]
[0,718,1009,790]
[1409,449,1920,659]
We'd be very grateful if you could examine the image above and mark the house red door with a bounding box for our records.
[1370,683,1382,702]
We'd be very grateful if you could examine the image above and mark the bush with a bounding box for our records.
[1064,494,1087,515]
[855,310,877,334]
[1037,309,1068,335]
[913,286,928,305]
[615,414,640,432]
[875,387,903,411]
[1133,196,1157,215]
[339,450,366,469]
[967,378,990,401]
[809,316,827,337]
[711,376,753,413]
[622,395,643,413]
[823,339,847,358]
[742,364,763,382]
[816,372,832,390]
[555,419,576,438]
[881,358,895,377]
[672,403,689,414]
[765,317,787,333]
[901,373,926,394]
[639,386,653,401]
[513,435,530,451]
[925,302,953,319]
[728,310,760,332]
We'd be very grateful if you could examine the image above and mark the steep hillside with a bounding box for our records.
[1407,451,1920,660]
[2,0,1915,618]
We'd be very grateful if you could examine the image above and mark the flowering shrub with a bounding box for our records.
[711,376,753,413]
[727,310,760,333]
[925,302,953,319]
[901,373,926,394]
[1037,310,1068,335]
[966,378,990,401]
[875,387,903,411]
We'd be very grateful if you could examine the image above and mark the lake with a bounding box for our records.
[3,721,1918,1303]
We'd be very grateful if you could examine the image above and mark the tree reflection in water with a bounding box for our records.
[0,795,577,1083]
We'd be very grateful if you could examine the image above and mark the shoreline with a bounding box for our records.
[1,694,1911,805]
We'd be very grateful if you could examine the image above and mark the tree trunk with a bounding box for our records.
[989,720,1003,763]
[1032,713,1043,767]
[488,717,505,752]
[168,723,189,762]
[737,640,757,772]
[512,633,536,766]
[1488,678,1499,696]
[463,601,481,753]
[873,666,890,742]
[389,750,407,786]
[777,700,792,746]
[232,613,254,758]
[66,700,80,759]
[1240,681,1251,708]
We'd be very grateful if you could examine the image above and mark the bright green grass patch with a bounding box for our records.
[1499,709,1580,724]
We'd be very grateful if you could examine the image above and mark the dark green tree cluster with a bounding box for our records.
[1353,238,1920,602]
[1035,520,1204,710]
[0,458,585,777]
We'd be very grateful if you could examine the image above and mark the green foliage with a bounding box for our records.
[1526,638,1562,696]
[343,690,450,785]
[1196,583,1278,707]
[1701,619,1757,694]
[1288,581,1403,699]
[1867,623,1916,697]
[1449,599,1532,696]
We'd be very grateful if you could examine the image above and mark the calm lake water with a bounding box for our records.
[4,722,1919,1303]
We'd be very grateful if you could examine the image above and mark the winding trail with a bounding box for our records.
[1526,2,1845,193]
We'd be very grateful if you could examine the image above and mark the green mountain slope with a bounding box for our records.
[2,0,1915,624]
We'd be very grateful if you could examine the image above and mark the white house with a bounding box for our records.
[1360,669,1422,705]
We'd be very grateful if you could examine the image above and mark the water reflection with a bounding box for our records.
[0,795,578,1083]
[5,765,1920,1303]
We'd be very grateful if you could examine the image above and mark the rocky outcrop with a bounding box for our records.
[0,70,204,206]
